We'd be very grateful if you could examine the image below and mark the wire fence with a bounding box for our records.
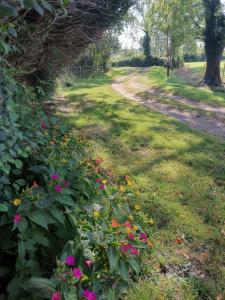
[185,62,225,83]
[68,65,105,78]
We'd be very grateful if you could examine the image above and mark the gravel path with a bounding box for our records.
[112,73,225,139]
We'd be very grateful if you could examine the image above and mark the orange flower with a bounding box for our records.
[112,218,120,228]
[147,239,154,247]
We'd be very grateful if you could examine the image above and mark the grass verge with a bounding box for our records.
[59,69,225,299]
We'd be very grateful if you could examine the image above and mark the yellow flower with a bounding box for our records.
[93,211,100,218]
[133,225,139,231]
[119,185,126,192]
[128,214,134,220]
[125,175,133,186]
[102,180,108,184]
[125,227,132,234]
[147,218,155,225]
[12,198,21,206]
[134,204,141,211]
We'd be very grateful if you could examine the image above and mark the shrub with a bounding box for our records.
[112,54,167,68]
[0,69,155,299]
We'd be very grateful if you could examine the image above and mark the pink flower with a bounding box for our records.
[121,243,132,253]
[13,214,22,224]
[73,268,82,279]
[99,184,106,190]
[65,256,75,266]
[41,121,47,129]
[51,292,61,300]
[95,159,102,165]
[54,185,62,192]
[85,259,93,268]
[124,220,133,230]
[96,178,102,183]
[130,246,139,256]
[128,233,134,240]
[51,174,59,180]
[63,180,70,187]
[139,233,148,242]
[83,289,96,300]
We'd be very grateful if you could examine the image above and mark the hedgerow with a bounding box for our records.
[0,1,155,299]
[0,79,155,299]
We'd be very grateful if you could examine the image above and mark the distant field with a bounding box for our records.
[185,61,225,80]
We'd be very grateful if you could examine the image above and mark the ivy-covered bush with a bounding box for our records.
[0,1,156,299]
[0,93,155,299]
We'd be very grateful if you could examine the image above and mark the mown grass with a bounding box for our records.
[60,68,225,299]
[139,63,225,107]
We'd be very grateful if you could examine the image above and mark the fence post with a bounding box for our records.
[222,63,225,83]
[202,63,206,78]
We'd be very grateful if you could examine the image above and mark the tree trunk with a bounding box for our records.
[203,57,222,86]
[202,0,225,86]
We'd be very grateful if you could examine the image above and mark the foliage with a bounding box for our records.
[145,0,202,68]
[0,0,134,82]
[0,78,153,299]
[75,30,121,72]
[112,54,167,67]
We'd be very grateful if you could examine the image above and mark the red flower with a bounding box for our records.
[54,185,62,192]
[121,243,132,253]
[128,233,135,240]
[139,232,148,242]
[73,268,82,279]
[83,289,96,300]
[99,184,106,190]
[85,259,93,268]
[124,220,133,230]
[51,292,61,300]
[65,256,75,266]
[13,214,22,224]
[41,121,47,129]
[130,247,139,255]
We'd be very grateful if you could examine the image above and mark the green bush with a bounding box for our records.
[112,54,167,68]
[0,68,155,300]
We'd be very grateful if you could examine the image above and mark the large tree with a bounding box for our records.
[203,0,225,86]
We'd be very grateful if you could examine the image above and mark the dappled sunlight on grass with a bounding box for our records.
[61,70,225,298]
[140,66,225,107]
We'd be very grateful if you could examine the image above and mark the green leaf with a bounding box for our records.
[119,260,129,281]
[0,203,8,212]
[29,210,57,229]
[106,247,119,272]
[0,176,10,185]
[8,27,17,37]
[32,0,44,15]
[16,179,26,186]
[63,287,78,300]
[50,206,65,225]
[18,218,28,232]
[14,159,23,169]
[18,241,26,260]
[0,4,18,17]
[22,277,56,298]
[23,0,34,9]
[128,257,140,274]
[41,0,54,12]
[58,195,74,207]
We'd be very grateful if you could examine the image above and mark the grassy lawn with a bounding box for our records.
[139,64,225,108]
[60,69,225,299]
